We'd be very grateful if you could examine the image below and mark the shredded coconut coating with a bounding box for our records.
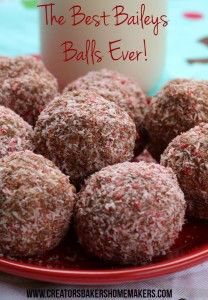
[64,69,148,155]
[75,162,186,265]
[0,56,51,83]
[0,150,75,257]
[0,57,12,85]
[0,106,34,158]
[34,91,136,183]
[133,149,157,164]
[64,69,148,130]
[0,56,58,126]
[144,79,208,161]
[161,123,208,220]
[0,56,50,83]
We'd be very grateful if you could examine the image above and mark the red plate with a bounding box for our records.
[0,218,208,284]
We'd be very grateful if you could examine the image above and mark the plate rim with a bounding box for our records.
[0,244,208,284]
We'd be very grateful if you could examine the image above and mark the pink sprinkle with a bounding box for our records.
[114,192,123,200]
[134,201,140,209]
[182,166,192,176]
[183,12,203,20]
[32,54,41,60]
[146,96,152,105]
[180,143,189,149]
[120,79,127,85]
[0,128,7,135]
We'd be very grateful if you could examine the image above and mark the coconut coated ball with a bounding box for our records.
[75,162,186,265]
[161,123,208,220]
[34,91,136,183]
[64,69,149,154]
[64,69,148,129]
[0,105,34,158]
[0,56,58,126]
[0,150,75,257]
[0,71,58,126]
[0,56,52,83]
[144,79,208,161]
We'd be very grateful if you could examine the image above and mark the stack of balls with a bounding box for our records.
[144,79,208,222]
[0,56,207,266]
[144,79,208,160]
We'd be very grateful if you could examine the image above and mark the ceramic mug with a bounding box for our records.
[39,0,167,91]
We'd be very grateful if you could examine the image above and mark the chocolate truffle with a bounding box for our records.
[161,123,208,220]
[0,56,58,126]
[0,150,75,257]
[144,79,208,160]
[0,105,34,158]
[64,69,149,154]
[75,162,186,265]
[34,91,136,183]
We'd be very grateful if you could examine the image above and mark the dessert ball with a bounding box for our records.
[75,162,186,265]
[144,79,208,161]
[64,69,149,154]
[0,56,58,126]
[161,123,208,220]
[0,105,34,158]
[34,91,136,183]
[64,69,148,129]
[0,71,58,126]
[0,56,52,82]
[0,150,75,257]
[133,149,157,164]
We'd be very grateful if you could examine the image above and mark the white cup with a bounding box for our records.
[39,0,167,91]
